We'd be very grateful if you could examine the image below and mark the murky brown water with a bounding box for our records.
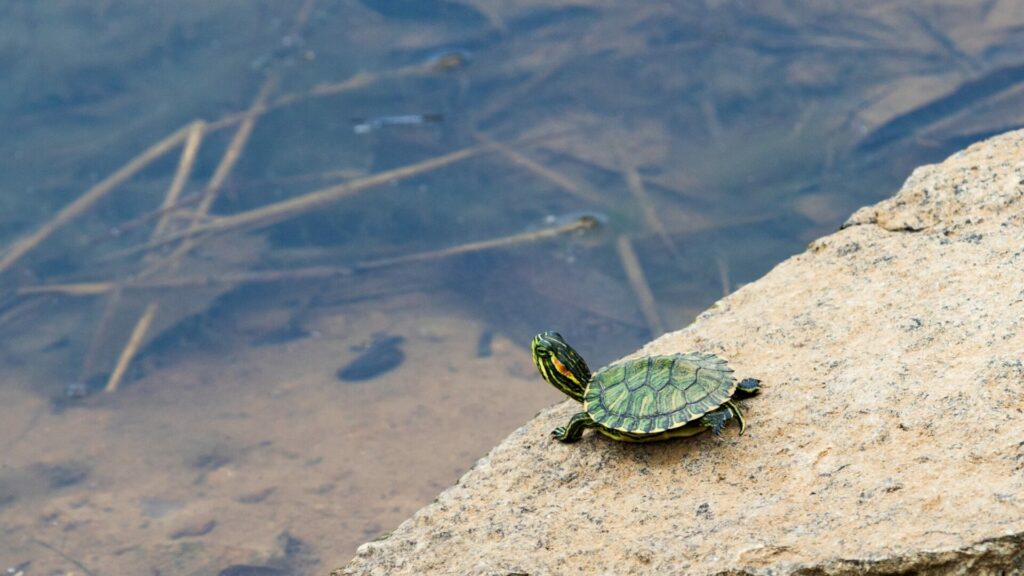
[1,2,1023,574]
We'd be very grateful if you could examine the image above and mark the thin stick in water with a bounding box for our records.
[88,122,204,385]
[203,62,443,133]
[621,156,682,262]
[616,234,665,338]
[539,144,706,201]
[80,287,124,380]
[123,144,491,256]
[22,216,599,296]
[109,0,315,392]
[162,79,277,268]
[31,538,99,576]
[482,134,606,205]
[355,215,598,270]
[154,120,205,239]
[104,302,158,393]
[0,123,193,277]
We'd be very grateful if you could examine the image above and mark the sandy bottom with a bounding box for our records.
[0,292,562,575]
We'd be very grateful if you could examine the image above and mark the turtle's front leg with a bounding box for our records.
[699,407,732,436]
[552,412,597,442]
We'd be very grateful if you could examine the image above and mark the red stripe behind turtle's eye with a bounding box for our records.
[551,355,578,384]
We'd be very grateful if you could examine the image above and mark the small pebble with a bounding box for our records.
[4,561,30,576]
[337,336,405,382]
[64,381,88,398]
[237,487,276,504]
[217,566,287,576]
[169,518,217,539]
[34,461,90,489]
[476,330,494,358]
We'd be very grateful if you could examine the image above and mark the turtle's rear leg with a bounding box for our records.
[552,412,597,442]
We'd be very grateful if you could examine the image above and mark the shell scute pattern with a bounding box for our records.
[623,359,650,392]
[647,356,677,392]
[585,352,736,433]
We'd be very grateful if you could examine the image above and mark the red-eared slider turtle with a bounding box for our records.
[531,331,761,442]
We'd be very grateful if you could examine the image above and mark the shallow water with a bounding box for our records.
[1,2,1022,574]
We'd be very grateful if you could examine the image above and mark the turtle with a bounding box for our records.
[530,331,761,443]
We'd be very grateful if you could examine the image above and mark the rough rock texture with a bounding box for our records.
[336,130,1024,576]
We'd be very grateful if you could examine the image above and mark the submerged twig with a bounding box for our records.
[204,60,456,134]
[83,191,204,246]
[0,28,468,279]
[85,168,375,247]
[31,538,99,576]
[93,122,205,390]
[355,214,599,271]
[157,78,277,273]
[106,0,314,393]
[154,121,206,239]
[0,295,48,329]
[0,123,193,277]
[481,133,606,205]
[117,144,492,257]
[104,302,157,393]
[620,155,682,262]
[22,216,599,296]
[81,287,124,379]
[539,143,707,201]
[615,234,664,337]
[19,268,353,295]
[473,53,566,127]
[200,84,273,219]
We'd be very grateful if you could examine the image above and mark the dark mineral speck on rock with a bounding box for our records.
[695,502,713,520]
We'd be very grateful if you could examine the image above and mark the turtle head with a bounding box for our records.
[531,331,592,403]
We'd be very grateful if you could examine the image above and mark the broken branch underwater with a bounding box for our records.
[19,215,599,297]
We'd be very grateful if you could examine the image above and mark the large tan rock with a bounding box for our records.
[335,130,1024,576]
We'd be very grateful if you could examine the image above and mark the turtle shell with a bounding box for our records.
[583,352,736,434]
